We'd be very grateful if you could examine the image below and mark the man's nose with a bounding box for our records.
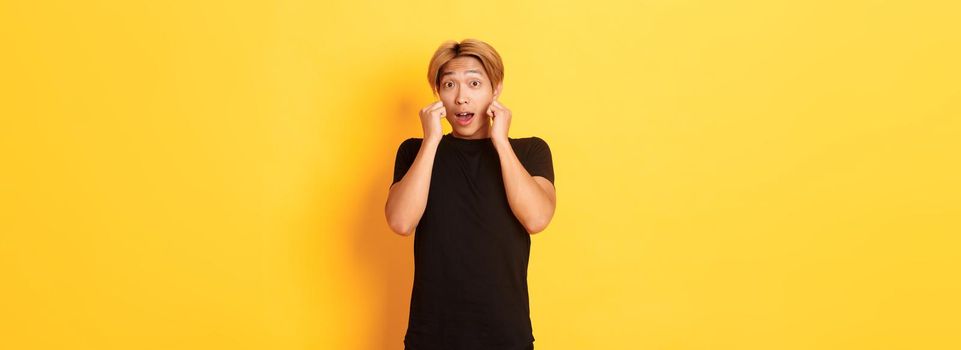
[456,94,469,104]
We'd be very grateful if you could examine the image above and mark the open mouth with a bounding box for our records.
[454,112,475,126]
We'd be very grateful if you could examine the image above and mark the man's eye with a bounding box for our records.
[470,81,481,87]
[444,82,453,88]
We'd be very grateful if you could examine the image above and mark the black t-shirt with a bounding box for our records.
[391,132,554,350]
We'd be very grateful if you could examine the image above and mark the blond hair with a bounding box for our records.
[427,39,504,96]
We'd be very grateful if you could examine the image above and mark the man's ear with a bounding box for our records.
[493,82,503,100]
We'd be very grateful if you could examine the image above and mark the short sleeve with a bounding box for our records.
[523,136,555,185]
[391,138,420,189]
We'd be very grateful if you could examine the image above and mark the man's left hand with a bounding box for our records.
[488,100,511,144]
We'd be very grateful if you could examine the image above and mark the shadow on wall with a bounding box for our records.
[343,55,427,350]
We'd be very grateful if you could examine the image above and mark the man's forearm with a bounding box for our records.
[385,138,441,235]
[493,139,555,233]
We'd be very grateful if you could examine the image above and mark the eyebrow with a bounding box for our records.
[441,69,483,77]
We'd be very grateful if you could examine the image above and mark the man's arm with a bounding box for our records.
[385,137,441,236]
[493,140,557,234]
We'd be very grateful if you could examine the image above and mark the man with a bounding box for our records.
[385,38,556,350]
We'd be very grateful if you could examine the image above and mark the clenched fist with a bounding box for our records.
[420,100,446,142]
[487,100,512,145]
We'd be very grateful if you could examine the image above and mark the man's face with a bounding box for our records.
[438,56,501,136]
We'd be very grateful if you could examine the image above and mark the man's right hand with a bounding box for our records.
[420,100,446,142]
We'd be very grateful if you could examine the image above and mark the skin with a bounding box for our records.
[385,56,556,236]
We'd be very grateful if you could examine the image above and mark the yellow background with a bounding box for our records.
[2,0,959,349]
